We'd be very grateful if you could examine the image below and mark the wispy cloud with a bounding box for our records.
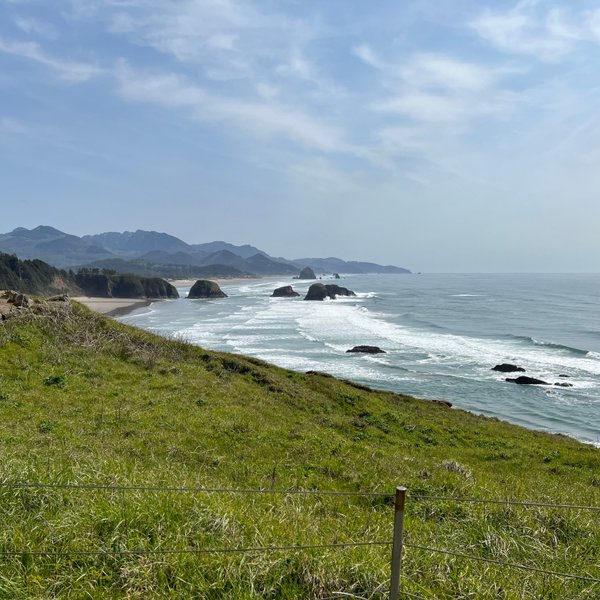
[114,61,344,152]
[352,44,385,69]
[0,38,103,82]
[105,0,315,81]
[401,54,498,92]
[357,48,519,126]
[14,16,59,39]
[472,2,600,61]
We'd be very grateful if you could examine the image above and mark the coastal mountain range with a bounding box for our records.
[0,226,410,278]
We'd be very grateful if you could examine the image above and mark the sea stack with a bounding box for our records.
[298,267,317,280]
[187,280,227,299]
[271,285,300,298]
[304,283,356,301]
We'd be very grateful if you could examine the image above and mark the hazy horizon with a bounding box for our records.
[2,1,600,272]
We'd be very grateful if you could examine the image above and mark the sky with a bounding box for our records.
[1,0,600,272]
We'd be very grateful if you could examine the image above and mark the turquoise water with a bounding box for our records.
[120,273,600,446]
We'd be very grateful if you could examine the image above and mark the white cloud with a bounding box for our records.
[587,9,600,41]
[352,44,384,69]
[473,11,570,60]
[376,92,467,124]
[0,38,103,82]
[472,3,600,61]
[114,61,344,152]
[365,49,519,126]
[276,50,312,80]
[376,86,520,124]
[403,54,496,92]
[106,0,302,79]
[14,16,58,39]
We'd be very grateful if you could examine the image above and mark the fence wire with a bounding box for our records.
[405,543,600,584]
[409,494,600,511]
[1,481,598,593]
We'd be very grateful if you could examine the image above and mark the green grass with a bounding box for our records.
[0,300,599,599]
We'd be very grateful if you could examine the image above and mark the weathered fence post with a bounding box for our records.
[389,486,407,600]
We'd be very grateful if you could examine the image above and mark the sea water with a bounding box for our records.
[119,273,600,446]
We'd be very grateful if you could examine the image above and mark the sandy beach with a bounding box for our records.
[73,297,152,317]
[74,277,270,318]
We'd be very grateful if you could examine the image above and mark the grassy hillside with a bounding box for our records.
[0,302,598,599]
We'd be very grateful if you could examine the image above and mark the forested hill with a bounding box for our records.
[0,252,178,299]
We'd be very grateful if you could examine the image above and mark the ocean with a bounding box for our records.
[119,273,600,446]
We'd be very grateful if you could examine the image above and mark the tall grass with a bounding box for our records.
[0,301,598,598]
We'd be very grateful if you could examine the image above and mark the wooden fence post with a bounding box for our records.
[389,486,407,600]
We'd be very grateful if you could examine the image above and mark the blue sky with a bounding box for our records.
[1,0,600,271]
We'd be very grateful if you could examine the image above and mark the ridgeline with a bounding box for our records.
[0,299,598,597]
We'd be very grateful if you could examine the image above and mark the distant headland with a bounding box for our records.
[0,225,410,280]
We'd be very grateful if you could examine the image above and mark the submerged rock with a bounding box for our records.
[333,273,340,279]
[346,345,386,354]
[506,376,549,385]
[298,267,317,280]
[187,280,227,299]
[304,283,356,301]
[271,285,300,298]
[492,363,526,373]
[554,382,574,388]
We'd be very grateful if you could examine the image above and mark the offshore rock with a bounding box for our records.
[493,363,526,373]
[187,280,227,299]
[506,376,549,385]
[346,345,386,354]
[271,285,300,298]
[298,267,317,279]
[304,283,356,301]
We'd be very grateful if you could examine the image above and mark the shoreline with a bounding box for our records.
[73,277,276,319]
[73,297,152,317]
[71,283,600,449]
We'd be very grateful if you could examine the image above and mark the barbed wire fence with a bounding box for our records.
[0,481,599,598]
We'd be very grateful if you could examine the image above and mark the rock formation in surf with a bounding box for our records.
[271,285,300,298]
[298,267,317,280]
[492,363,526,373]
[506,376,549,385]
[304,283,356,301]
[187,280,227,299]
[346,345,386,354]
